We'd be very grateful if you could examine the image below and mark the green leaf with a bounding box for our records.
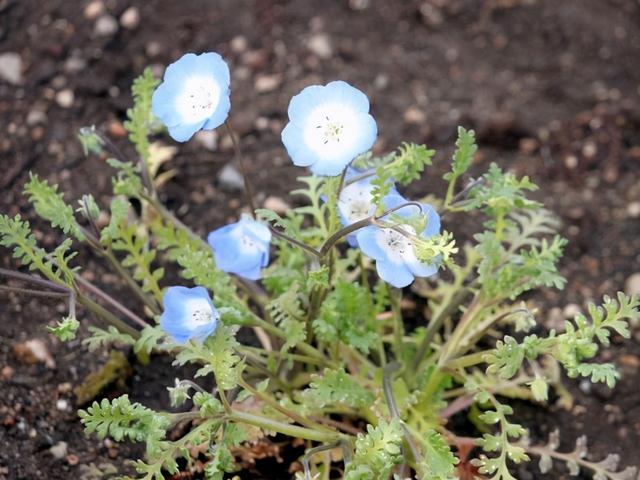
[344,419,404,480]
[79,395,169,447]
[77,125,105,156]
[124,68,159,162]
[417,430,458,480]
[47,316,80,341]
[173,324,243,391]
[314,280,377,354]
[444,127,477,182]
[302,368,374,409]
[24,173,85,241]
[83,326,136,351]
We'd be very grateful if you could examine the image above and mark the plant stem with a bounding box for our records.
[102,247,160,314]
[383,362,421,464]
[411,285,475,372]
[319,202,423,257]
[390,287,404,362]
[238,378,330,432]
[224,120,257,217]
[247,314,336,367]
[227,411,342,443]
[77,293,139,337]
[74,275,148,329]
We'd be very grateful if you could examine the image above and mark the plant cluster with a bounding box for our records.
[1,51,638,480]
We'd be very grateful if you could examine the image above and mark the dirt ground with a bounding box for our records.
[1,0,639,478]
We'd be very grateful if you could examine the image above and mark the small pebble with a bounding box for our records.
[403,106,427,125]
[94,15,118,37]
[254,74,282,93]
[263,196,290,215]
[66,454,79,466]
[307,33,333,59]
[230,35,248,53]
[55,89,74,108]
[84,0,105,19]
[562,303,581,319]
[12,339,56,368]
[1,366,14,380]
[625,273,640,296]
[56,399,69,411]
[0,52,23,85]
[627,201,640,218]
[217,163,245,191]
[107,119,127,138]
[120,6,140,29]
[26,109,47,126]
[49,441,68,459]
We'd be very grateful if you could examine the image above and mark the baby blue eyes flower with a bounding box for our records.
[281,81,378,176]
[356,203,441,288]
[337,170,403,246]
[207,217,272,280]
[152,52,231,142]
[160,286,219,344]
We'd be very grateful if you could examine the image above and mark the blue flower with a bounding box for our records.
[337,169,403,246]
[160,286,219,343]
[207,216,271,280]
[356,203,441,288]
[281,81,377,176]
[152,52,231,142]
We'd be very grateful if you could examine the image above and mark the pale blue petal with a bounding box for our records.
[382,192,411,214]
[287,85,325,122]
[163,53,199,83]
[422,204,441,237]
[376,260,414,288]
[203,91,231,130]
[309,155,352,176]
[406,260,438,278]
[235,264,263,280]
[168,120,207,142]
[324,80,371,113]
[241,218,272,243]
[357,226,386,261]
[208,223,267,275]
[281,123,318,167]
[350,112,377,155]
[152,82,184,127]
[196,52,231,86]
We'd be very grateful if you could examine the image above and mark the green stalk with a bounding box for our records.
[228,411,341,443]
[390,287,404,362]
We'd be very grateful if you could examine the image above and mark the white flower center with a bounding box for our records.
[176,75,221,124]
[184,298,214,328]
[338,181,375,223]
[303,103,360,159]
[376,224,417,264]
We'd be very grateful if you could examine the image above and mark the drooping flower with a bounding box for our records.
[152,52,231,142]
[337,169,403,246]
[160,286,219,344]
[207,216,271,280]
[281,81,377,176]
[356,203,441,288]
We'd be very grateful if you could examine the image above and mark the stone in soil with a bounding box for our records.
[217,163,245,191]
[0,52,23,85]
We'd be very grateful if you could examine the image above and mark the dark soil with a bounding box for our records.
[1,0,640,479]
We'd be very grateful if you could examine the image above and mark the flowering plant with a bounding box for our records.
[1,52,638,480]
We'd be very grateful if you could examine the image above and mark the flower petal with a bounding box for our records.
[376,259,414,288]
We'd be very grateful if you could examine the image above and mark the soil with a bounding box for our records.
[1,0,640,479]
